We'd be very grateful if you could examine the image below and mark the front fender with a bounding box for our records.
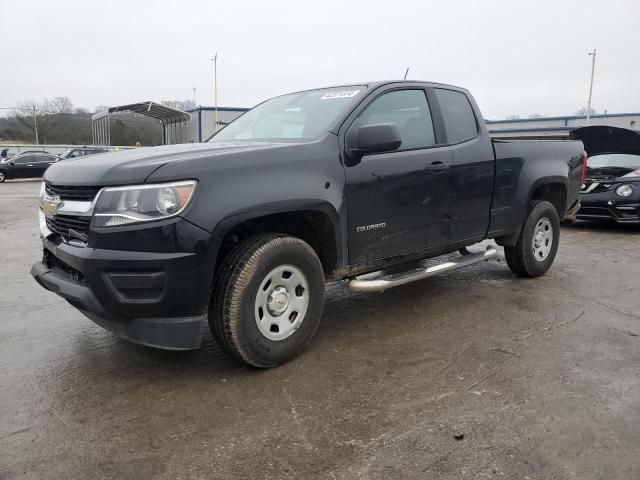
[212,199,343,255]
[146,134,348,270]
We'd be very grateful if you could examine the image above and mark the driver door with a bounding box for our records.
[344,88,454,264]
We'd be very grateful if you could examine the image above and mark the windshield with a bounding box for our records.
[588,153,640,169]
[209,86,366,142]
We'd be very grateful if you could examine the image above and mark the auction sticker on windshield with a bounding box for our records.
[321,90,360,100]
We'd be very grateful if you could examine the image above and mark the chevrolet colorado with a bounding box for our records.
[31,81,585,367]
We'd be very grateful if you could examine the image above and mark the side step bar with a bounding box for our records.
[349,246,497,293]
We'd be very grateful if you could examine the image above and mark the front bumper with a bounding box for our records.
[577,194,640,223]
[31,218,219,350]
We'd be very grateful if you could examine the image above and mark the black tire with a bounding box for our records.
[0,170,6,183]
[209,234,325,368]
[504,200,560,277]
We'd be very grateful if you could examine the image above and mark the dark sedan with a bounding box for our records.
[0,152,63,183]
[61,147,109,159]
[571,126,640,223]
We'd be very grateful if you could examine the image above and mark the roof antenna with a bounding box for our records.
[403,67,410,80]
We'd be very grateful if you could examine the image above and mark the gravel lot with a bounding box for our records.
[1,180,639,479]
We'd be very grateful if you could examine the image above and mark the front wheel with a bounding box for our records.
[504,200,560,277]
[0,171,6,183]
[209,234,325,368]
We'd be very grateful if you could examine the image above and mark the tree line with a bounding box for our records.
[0,97,195,146]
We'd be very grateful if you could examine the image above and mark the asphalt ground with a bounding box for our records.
[1,180,639,479]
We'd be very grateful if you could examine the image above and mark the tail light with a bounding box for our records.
[580,151,588,184]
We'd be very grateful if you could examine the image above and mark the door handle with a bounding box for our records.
[26,164,34,167]
[427,161,450,171]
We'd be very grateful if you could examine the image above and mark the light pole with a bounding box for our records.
[32,104,39,144]
[211,53,218,132]
[192,87,197,106]
[586,49,597,125]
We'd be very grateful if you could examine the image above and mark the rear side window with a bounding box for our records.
[435,89,478,143]
[359,90,436,149]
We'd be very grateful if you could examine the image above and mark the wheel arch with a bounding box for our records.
[496,176,567,247]
[212,201,344,280]
[528,178,567,219]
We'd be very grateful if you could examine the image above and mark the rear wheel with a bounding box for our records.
[504,200,560,277]
[209,234,325,368]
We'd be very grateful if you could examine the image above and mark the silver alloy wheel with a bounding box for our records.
[0,171,5,182]
[532,217,553,262]
[255,264,310,341]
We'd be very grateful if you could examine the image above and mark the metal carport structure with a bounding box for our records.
[92,102,191,146]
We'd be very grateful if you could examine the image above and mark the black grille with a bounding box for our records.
[46,183,102,201]
[43,249,84,282]
[45,215,91,239]
[581,181,613,194]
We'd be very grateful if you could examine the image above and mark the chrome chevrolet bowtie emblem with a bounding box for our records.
[41,195,62,218]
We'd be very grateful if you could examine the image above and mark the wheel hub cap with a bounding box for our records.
[267,286,290,315]
[532,217,553,262]
[255,265,310,341]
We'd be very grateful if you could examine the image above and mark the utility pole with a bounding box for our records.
[32,104,39,144]
[192,87,197,106]
[586,49,597,125]
[211,53,218,132]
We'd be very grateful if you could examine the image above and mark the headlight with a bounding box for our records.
[615,184,633,197]
[92,180,197,228]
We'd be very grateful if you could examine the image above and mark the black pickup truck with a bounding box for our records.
[32,81,585,367]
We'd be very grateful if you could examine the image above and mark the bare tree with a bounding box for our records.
[13,100,49,143]
[12,97,77,143]
[506,114,521,120]
[46,96,74,115]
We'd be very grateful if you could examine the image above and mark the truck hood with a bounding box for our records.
[43,141,283,186]
[569,126,640,157]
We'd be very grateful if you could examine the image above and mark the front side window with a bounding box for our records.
[210,86,366,142]
[435,88,478,143]
[358,90,435,150]
[14,156,33,164]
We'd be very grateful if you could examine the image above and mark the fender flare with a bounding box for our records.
[496,176,567,247]
[211,199,346,270]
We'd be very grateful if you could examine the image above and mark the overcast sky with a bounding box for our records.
[2,0,639,119]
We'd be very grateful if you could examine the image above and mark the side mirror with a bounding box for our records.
[351,123,402,156]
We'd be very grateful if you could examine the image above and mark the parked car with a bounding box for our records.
[61,147,110,159]
[31,80,585,367]
[0,152,62,182]
[0,150,49,165]
[570,126,640,223]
